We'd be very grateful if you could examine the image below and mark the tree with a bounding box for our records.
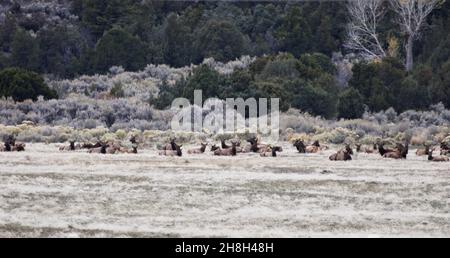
[389,0,443,71]
[398,76,430,110]
[338,88,365,119]
[275,5,312,57]
[349,58,406,112]
[94,27,147,72]
[182,65,226,102]
[345,0,387,60]
[10,29,39,71]
[163,13,194,67]
[0,15,17,52]
[194,20,247,63]
[430,60,450,107]
[0,68,57,101]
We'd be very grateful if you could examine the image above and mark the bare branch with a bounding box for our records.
[389,0,443,39]
[345,0,387,60]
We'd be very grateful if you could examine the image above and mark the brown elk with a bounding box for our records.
[428,150,449,162]
[378,143,396,156]
[383,143,409,159]
[159,143,183,157]
[214,142,237,156]
[118,146,138,154]
[60,141,80,151]
[293,140,306,153]
[242,137,259,153]
[88,144,108,154]
[260,146,283,157]
[305,141,321,153]
[164,139,182,151]
[440,142,449,156]
[82,142,102,149]
[210,144,220,152]
[2,135,25,152]
[12,143,26,152]
[329,145,353,161]
[356,143,374,154]
[188,143,207,154]
[104,142,121,154]
[415,144,431,156]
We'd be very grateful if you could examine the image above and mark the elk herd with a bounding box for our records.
[1,134,449,162]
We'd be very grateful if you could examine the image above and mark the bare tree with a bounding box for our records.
[345,0,387,60]
[389,0,443,71]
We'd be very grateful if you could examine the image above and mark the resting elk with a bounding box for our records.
[260,146,283,157]
[428,150,449,162]
[329,145,353,161]
[159,141,183,157]
[415,144,431,156]
[214,142,237,156]
[188,143,207,154]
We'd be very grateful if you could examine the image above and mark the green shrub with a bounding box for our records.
[338,88,365,119]
[0,68,57,101]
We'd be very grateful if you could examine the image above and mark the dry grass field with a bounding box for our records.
[0,143,449,237]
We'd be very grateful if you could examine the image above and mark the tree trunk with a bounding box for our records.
[405,35,414,72]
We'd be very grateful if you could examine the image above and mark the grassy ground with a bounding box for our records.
[0,143,449,237]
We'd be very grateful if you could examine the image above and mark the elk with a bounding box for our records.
[242,137,259,153]
[415,144,431,156]
[214,143,237,156]
[440,142,449,156]
[60,141,79,151]
[428,150,449,162]
[293,140,306,153]
[260,146,283,157]
[120,146,138,154]
[383,143,409,159]
[210,144,220,152]
[164,139,182,151]
[221,140,231,149]
[118,146,138,154]
[329,145,353,161]
[378,143,396,156]
[12,143,26,152]
[159,143,183,157]
[188,143,207,154]
[82,142,102,149]
[1,135,26,152]
[105,142,121,154]
[88,144,108,154]
[356,143,374,154]
[3,142,12,152]
[305,141,321,153]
